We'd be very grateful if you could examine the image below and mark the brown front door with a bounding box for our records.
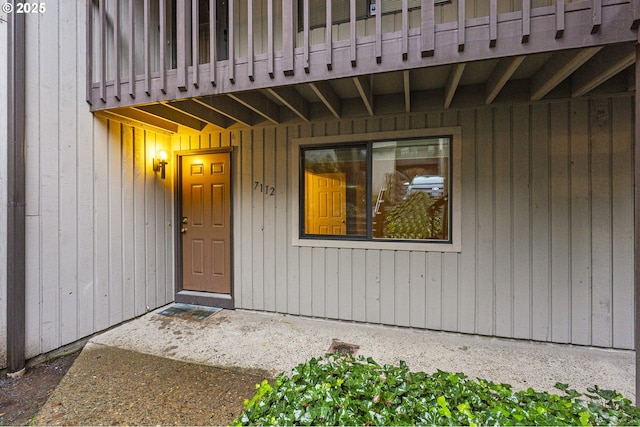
[180,152,231,293]
[304,171,347,235]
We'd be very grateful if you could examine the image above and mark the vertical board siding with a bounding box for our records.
[188,96,636,350]
[0,13,8,367]
[14,1,174,365]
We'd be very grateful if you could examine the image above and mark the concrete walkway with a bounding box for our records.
[91,304,634,399]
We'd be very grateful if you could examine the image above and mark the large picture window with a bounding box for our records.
[301,136,451,242]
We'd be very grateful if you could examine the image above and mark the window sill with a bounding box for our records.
[293,237,461,252]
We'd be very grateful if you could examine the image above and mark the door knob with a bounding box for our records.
[180,227,188,234]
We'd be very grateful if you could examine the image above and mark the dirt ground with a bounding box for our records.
[0,351,80,426]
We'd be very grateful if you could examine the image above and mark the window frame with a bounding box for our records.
[291,127,462,252]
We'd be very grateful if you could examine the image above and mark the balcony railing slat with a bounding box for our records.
[522,0,530,43]
[326,0,332,70]
[402,0,408,60]
[350,0,356,66]
[160,0,166,93]
[177,0,187,91]
[302,0,309,73]
[376,0,382,62]
[556,0,565,38]
[99,0,106,102]
[248,0,254,80]
[490,0,497,47]
[269,0,276,76]
[144,0,151,95]
[229,0,236,83]
[128,0,136,97]
[458,0,465,51]
[209,0,217,86]
[421,0,434,56]
[592,0,602,33]
[632,0,640,28]
[283,0,294,75]
[86,0,92,105]
[192,0,199,87]
[115,0,121,100]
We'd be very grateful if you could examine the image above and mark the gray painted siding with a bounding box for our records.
[15,2,174,365]
[185,96,635,350]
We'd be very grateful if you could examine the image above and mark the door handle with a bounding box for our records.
[181,227,188,234]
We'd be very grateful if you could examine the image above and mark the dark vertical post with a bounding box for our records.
[635,41,640,407]
[7,4,27,376]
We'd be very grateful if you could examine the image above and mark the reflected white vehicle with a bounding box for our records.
[404,175,445,197]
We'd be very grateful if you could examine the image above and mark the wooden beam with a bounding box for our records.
[376,0,382,62]
[114,0,121,100]
[632,0,640,29]
[350,0,356,67]
[420,0,434,57]
[144,0,151,94]
[283,0,294,75]
[326,0,332,70]
[489,0,497,47]
[530,47,602,101]
[195,95,258,126]
[248,0,254,81]
[229,0,235,83]
[136,104,207,131]
[444,63,466,108]
[458,0,465,51]
[86,0,93,104]
[228,91,281,124]
[353,76,374,116]
[176,0,187,91]
[167,99,232,128]
[571,44,635,97]
[522,0,530,43]
[109,107,179,133]
[192,0,199,87]
[99,0,106,102]
[267,87,310,121]
[591,0,602,34]
[403,70,411,112]
[485,56,525,104]
[159,0,167,93]
[302,0,309,73]
[309,81,342,119]
[209,0,216,85]
[556,0,565,39]
[128,0,136,97]
[402,0,409,60]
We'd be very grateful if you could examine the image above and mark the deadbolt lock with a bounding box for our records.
[182,217,188,224]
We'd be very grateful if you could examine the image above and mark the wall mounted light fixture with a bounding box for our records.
[153,149,169,179]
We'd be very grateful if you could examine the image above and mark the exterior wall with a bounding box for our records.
[0,9,9,368]
[7,1,174,368]
[178,94,635,350]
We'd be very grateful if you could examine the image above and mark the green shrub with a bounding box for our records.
[233,354,639,426]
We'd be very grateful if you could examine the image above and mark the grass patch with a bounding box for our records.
[234,354,639,426]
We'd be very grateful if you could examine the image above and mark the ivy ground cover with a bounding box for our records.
[234,354,639,426]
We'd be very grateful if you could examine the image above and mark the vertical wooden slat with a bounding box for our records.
[282,0,294,75]
[229,0,236,82]
[522,0,530,43]
[267,0,276,78]
[176,0,187,91]
[86,0,93,104]
[555,0,565,39]
[192,0,199,87]
[209,0,217,85]
[302,0,309,73]
[421,0,434,57]
[350,0,356,66]
[248,0,254,81]
[114,0,121,100]
[632,0,640,28]
[144,0,151,95]
[489,0,497,47]
[458,0,465,51]
[159,0,166,93]
[128,0,136,97]
[375,0,382,62]
[401,0,408,60]
[99,0,106,102]
[326,0,332,70]
[634,44,640,403]
[591,0,601,33]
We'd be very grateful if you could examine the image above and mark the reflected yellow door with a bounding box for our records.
[305,172,347,235]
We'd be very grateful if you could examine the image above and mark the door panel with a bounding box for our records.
[181,152,231,293]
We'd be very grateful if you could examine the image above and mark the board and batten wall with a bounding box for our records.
[175,95,635,350]
[0,2,175,370]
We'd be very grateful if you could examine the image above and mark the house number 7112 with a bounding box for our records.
[254,181,275,196]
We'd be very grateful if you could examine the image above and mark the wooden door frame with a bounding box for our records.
[173,147,235,309]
